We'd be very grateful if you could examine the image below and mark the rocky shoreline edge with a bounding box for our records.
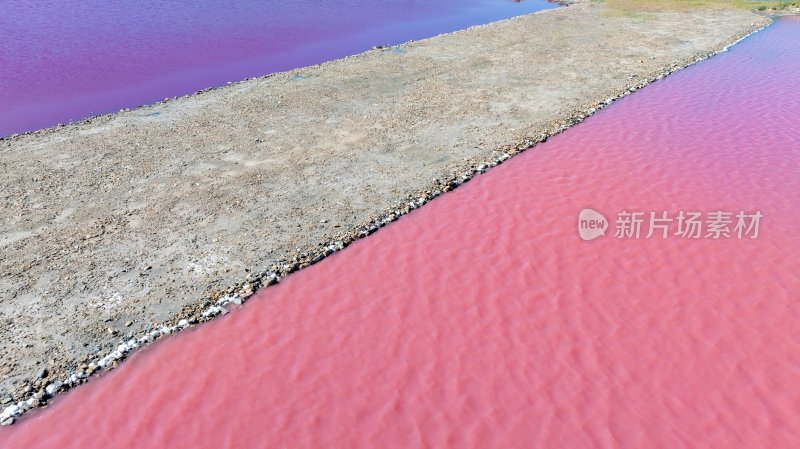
[0,14,772,427]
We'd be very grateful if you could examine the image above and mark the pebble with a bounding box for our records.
[3,404,18,416]
[45,382,61,396]
[202,306,222,318]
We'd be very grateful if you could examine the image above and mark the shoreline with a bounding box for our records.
[0,2,773,425]
[0,3,563,143]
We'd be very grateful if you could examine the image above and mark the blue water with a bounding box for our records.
[0,0,557,136]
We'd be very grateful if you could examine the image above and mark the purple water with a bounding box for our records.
[0,0,556,136]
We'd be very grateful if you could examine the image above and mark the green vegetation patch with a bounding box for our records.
[600,0,800,13]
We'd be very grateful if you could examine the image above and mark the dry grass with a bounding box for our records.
[595,0,800,13]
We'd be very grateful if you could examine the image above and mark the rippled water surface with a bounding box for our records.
[0,0,555,136]
[2,15,799,449]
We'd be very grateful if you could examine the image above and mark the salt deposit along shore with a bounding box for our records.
[0,1,771,423]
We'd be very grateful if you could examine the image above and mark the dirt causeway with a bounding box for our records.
[0,2,769,404]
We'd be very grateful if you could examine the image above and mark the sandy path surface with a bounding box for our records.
[0,2,769,406]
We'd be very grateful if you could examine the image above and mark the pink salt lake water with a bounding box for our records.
[3,15,800,449]
[0,0,554,137]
